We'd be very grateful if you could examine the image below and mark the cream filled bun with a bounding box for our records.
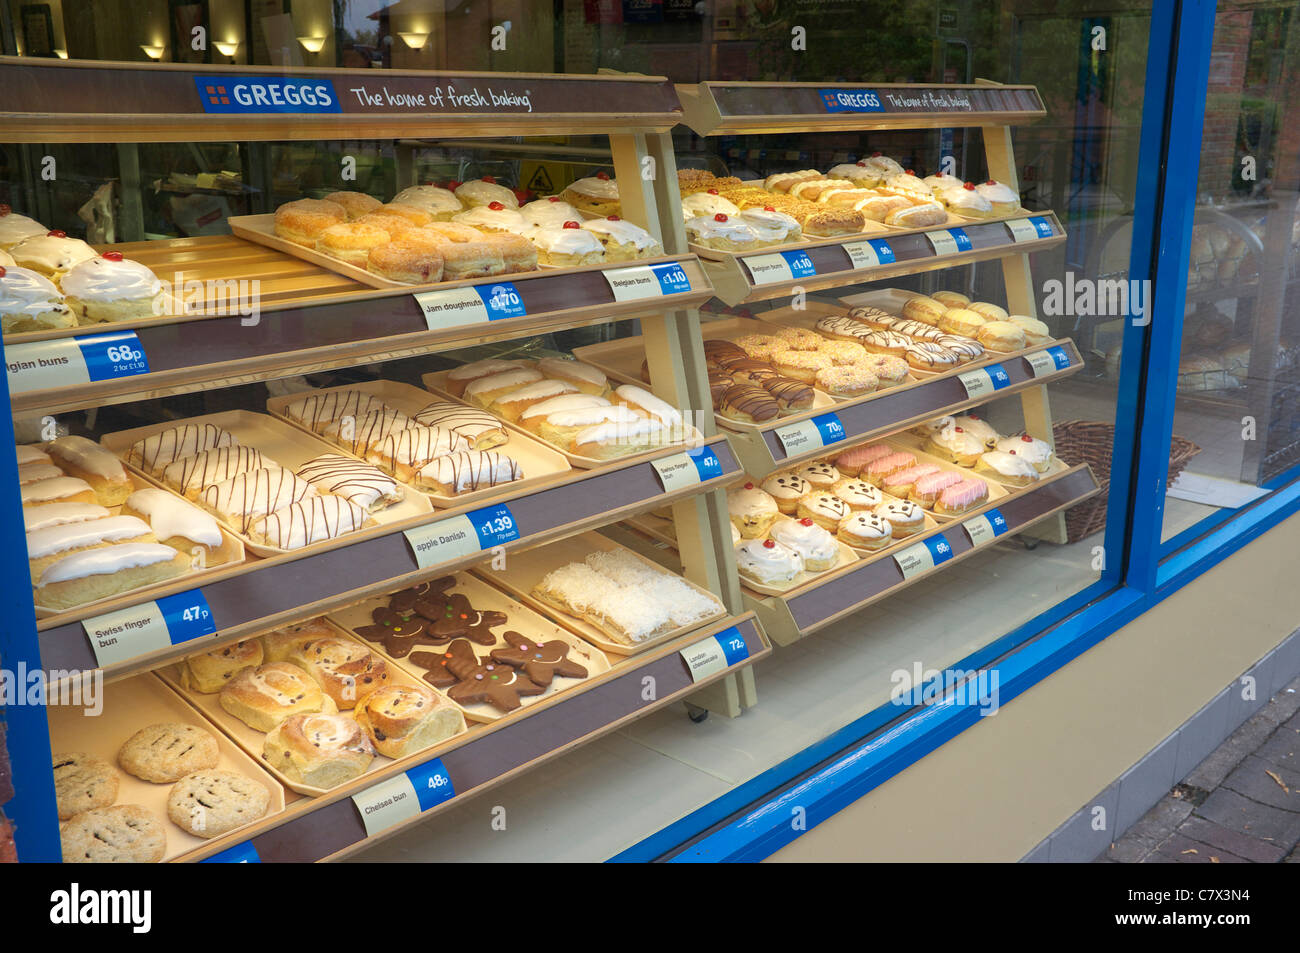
[61,252,164,323]
[580,217,663,260]
[390,185,463,220]
[0,206,46,249]
[519,197,581,227]
[681,192,740,221]
[453,178,519,209]
[531,222,605,266]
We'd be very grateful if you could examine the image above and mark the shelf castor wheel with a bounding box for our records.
[686,703,709,724]
[1021,537,1039,551]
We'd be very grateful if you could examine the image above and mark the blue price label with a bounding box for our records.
[1047,345,1070,369]
[987,363,1011,389]
[819,88,884,113]
[868,238,896,264]
[948,228,972,252]
[1029,216,1054,238]
[686,445,723,481]
[475,282,526,320]
[466,502,520,548]
[780,250,817,278]
[813,412,847,446]
[924,535,954,566]
[407,758,456,810]
[201,840,260,863]
[986,508,1008,536]
[156,590,216,645]
[77,331,150,382]
[714,627,749,666]
[650,261,692,294]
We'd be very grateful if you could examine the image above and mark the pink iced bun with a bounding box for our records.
[936,477,989,515]
[834,443,893,476]
[865,451,916,479]
[911,470,964,506]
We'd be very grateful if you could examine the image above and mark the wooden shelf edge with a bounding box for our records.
[180,612,768,863]
[742,464,1101,644]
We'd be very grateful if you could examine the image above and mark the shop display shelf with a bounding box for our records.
[676,81,1047,136]
[695,213,1065,307]
[722,339,1084,477]
[6,243,713,415]
[35,435,743,681]
[189,612,768,863]
[741,465,1101,645]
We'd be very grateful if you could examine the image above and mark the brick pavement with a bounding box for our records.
[1100,676,1300,863]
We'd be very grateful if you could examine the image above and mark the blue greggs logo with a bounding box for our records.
[820,88,884,113]
[194,76,341,113]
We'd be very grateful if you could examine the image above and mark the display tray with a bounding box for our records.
[479,530,727,656]
[32,472,246,622]
[1,234,368,344]
[327,570,610,723]
[265,380,572,508]
[571,315,914,432]
[100,410,433,558]
[156,621,472,798]
[46,672,288,862]
[420,370,705,469]
[230,213,545,290]
[887,430,1066,489]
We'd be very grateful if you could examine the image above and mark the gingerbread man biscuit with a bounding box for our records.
[489,631,588,686]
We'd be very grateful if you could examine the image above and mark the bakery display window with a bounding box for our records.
[2,1,1283,866]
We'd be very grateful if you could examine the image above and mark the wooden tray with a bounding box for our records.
[32,473,246,621]
[327,570,609,723]
[46,672,287,861]
[888,430,1067,490]
[229,212,543,290]
[100,410,432,558]
[480,530,727,656]
[420,369,706,470]
[266,379,571,508]
[157,621,471,798]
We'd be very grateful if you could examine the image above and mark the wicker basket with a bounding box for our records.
[1051,420,1201,543]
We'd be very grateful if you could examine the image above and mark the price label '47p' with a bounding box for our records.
[82,589,216,668]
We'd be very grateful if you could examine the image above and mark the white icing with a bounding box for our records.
[769,518,838,565]
[573,417,666,448]
[940,185,993,213]
[21,476,92,504]
[735,537,803,581]
[681,193,740,220]
[545,405,640,429]
[37,541,179,585]
[201,466,316,527]
[566,176,620,199]
[416,451,522,492]
[539,357,606,385]
[684,215,758,245]
[46,435,127,481]
[23,501,109,533]
[18,463,62,484]
[876,500,922,522]
[932,420,988,457]
[581,218,659,249]
[391,186,462,215]
[249,496,368,549]
[125,487,223,546]
[728,485,778,519]
[519,199,580,226]
[531,224,604,256]
[0,213,46,247]
[493,379,577,406]
[739,208,800,233]
[370,426,468,467]
[26,515,152,559]
[520,393,609,421]
[827,163,878,182]
[162,445,267,495]
[994,436,1052,466]
[865,156,905,177]
[9,235,96,273]
[978,450,1039,479]
[615,384,683,427]
[0,265,67,320]
[452,206,526,230]
[448,358,528,383]
[128,424,237,474]
[976,180,1019,204]
[295,453,398,509]
[464,367,543,399]
[412,402,503,441]
[841,512,891,540]
[454,180,518,208]
[284,390,386,431]
[60,256,161,301]
[762,474,811,501]
[789,178,854,198]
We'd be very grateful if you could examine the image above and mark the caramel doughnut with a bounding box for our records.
[274,199,345,246]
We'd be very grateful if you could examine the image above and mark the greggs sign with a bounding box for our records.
[194,76,341,113]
